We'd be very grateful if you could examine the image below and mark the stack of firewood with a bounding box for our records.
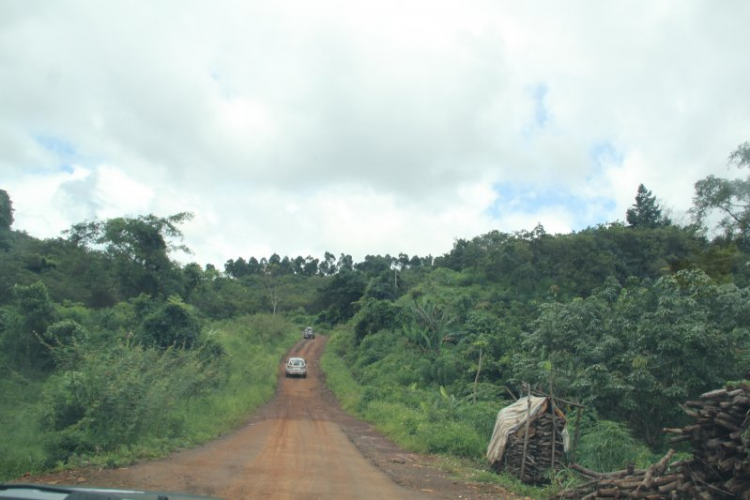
[555,382,750,499]
[664,382,750,498]
[555,450,683,499]
[496,408,567,484]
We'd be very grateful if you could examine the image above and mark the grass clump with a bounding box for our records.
[0,376,48,479]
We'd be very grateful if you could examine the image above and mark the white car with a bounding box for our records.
[285,357,307,378]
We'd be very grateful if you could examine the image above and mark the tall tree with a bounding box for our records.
[279,256,293,275]
[292,256,305,275]
[626,184,667,228]
[337,253,354,272]
[303,256,319,276]
[65,212,193,297]
[0,189,13,230]
[315,269,367,324]
[319,251,337,276]
[693,141,750,240]
[247,257,261,274]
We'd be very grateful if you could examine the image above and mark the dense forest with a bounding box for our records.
[1,142,749,491]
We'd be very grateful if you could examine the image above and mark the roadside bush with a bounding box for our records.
[576,420,651,472]
[138,297,202,349]
[0,376,47,480]
[416,419,485,457]
[364,401,428,452]
[41,344,220,461]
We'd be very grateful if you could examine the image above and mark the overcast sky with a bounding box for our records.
[2,1,749,268]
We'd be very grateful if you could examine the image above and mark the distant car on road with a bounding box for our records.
[303,326,315,339]
[285,357,307,378]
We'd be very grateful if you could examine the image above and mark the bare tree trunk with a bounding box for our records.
[263,275,280,315]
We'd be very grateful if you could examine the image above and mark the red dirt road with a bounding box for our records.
[20,337,513,499]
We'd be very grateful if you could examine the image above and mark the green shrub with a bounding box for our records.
[41,345,218,460]
[576,420,650,472]
[45,319,88,346]
[138,297,202,349]
[0,377,48,479]
[416,419,484,457]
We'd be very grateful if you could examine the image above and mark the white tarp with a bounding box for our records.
[486,395,548,465]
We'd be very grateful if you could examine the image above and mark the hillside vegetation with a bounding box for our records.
[1,143,749,493]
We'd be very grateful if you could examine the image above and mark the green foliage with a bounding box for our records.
[576,420,654,472]
[45,319,88,346]
[402,299,459,356]
[323,328,498,461]
[138,296,202,349]
[353,298,399,342]
[0,189,13,231]
[15,281,57,336]
[1,281,59,372]
[364,400,486,457]
[65,213,193,298]
[692,141,750,241]
[516,269,750,447]
[40,344,220,460]
[315,270,367,324]
[0,376,47,479]
[320,328,363,413]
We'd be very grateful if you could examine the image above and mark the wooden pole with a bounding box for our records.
[550,399,557,472]
[549,372,556,472]
[520,385,532,481]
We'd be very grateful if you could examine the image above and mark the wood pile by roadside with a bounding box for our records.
[554,381,750,499]
[496,405,568,484]
[486,395,569,484]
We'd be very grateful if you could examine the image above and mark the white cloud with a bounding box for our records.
[1,1,750,267]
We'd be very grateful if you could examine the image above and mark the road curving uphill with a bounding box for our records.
[18,336,513,499]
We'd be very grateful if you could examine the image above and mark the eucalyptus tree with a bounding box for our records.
[319,251,337,276]
[337,253,354,272]
[302,256,319,276]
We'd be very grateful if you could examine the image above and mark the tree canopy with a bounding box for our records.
[693,141,750,242]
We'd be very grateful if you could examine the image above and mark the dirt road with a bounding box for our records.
[21,337,512,499]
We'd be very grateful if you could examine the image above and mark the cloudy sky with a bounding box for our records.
[2,1,749,267]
